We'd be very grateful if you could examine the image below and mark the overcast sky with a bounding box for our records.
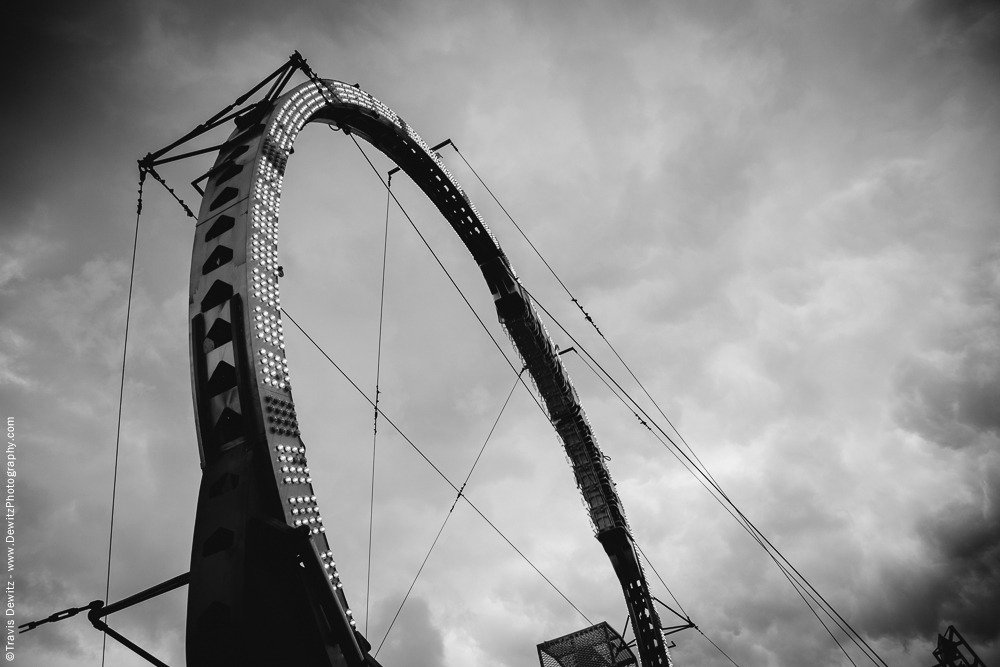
[2,1,998,666]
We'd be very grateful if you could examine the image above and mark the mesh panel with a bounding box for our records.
[538,622,638,667]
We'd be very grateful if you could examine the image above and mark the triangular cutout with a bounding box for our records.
[205,214,235,242]
[208,472,240,499]
[206,361,237,397]
[202,245,234,275]
[204,318,233,352]
[200,280,233,313]
[210,186,239,211]
[201,527,235,557]
[212,407,243,446]
[215,162,245,184]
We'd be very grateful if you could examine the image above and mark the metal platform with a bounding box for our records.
[538,622,638,667]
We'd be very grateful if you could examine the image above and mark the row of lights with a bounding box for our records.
[250,121,287,403]
[250,234,277,261]
[251,206,279,233]
[270,416,299,435]
[267,396,296,414]
[249,145,283,363]
[279,463,319,528]
[252,182,279,235]
[250,154,282,289]
[328,81,402,129]
[286,91,324,136]
[270,86,326,153]
[257,346,289,386]
[251,269,280,309]
[269,403,298,431]
[275,426,311,485]
[249,155,282,360]
[283,473,314,486]
[293,515,322,528]
[255,93,361,628]
[253,306,285,354]
[252,193,280,215]
[258,145,288,184]
[319,550,348,613]
[276,444,304,456]
[400,120,502,254]
[260,141,289,177]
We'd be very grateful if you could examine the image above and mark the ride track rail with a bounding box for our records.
[186,75,670,666]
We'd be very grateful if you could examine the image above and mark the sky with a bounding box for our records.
[2,1,999,666]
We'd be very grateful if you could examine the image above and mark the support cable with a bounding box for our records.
[365,173,393,636]
[375,370,525,657]
[526,291,883,666]
[343,140,617,633]
[143,64,878,663]
[374,504,450,658]
[572,341,858,664]
[281,309,591,628]
[443,150,882,665]
[634,542,689,622]
[446,145,724,494]
[443,147,773,664]
[697,628,742,667]
[781,566,860,667]
[141,70,580,636]
[101,167,144,666]
[345,133,550,420]
[140,59,592,657]
[144,166,197,220]
[343,130,820,663]
[142,53,301,166]
[147,117,877,665]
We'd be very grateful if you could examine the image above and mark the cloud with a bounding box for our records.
[880,246,1000,655]
[8,1,1000,666]
[919,461,1000,636]
[371,596,445,667]
[896,352,1000,450]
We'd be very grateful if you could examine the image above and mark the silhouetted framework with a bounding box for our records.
[187,77,670,666]
[538,622,638,667]
[932,626,987,667]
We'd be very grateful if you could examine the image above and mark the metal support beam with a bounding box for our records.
[932,625,987,667]
[138,51,309,180]
[20,573,189,666]
[388,138,453,177]
[92,572,190,619]
[86,574,190,667]
[88,610,173,667]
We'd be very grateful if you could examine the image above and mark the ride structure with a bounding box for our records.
[184,63,672,665]
[932,626,987,667]
[18,52,964,667]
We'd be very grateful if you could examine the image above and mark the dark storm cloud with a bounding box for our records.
[920,465,1000,637]
[895,246,1000,449]
[919,0,1000,68]
[887,249,1000,658]
[853,456,1000,659]
[2,1,143,227]
[897,350,1000,450]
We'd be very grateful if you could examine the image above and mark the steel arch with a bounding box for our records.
[187,78,668,667]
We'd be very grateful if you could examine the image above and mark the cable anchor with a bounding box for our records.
[18,600,102,633]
